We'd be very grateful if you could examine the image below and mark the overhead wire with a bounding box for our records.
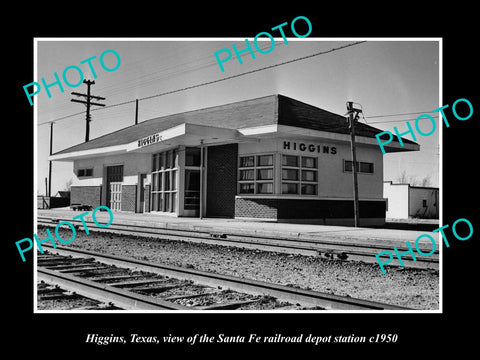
[37,41,366,126]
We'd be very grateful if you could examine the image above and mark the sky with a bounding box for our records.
[35,38,440,195]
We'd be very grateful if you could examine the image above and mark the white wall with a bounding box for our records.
[409,187,439,218]
[238,138,384,200]
[383,182,409,219]
[72,153,151,187]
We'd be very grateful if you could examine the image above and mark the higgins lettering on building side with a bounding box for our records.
[283,141,337,154]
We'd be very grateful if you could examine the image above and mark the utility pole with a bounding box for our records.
[71,80,106,142]
[135,99,139,125]
[346,101,363,227]
[48,122,53,197]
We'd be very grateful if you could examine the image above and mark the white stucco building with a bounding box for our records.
[383,181,439,219]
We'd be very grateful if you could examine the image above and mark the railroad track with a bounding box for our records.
[37,215,439,270]
[37,245,409,311]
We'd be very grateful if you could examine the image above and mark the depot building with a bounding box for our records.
[50,94,419,226]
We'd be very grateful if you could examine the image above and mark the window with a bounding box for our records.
[77,168,93,177]
[151,149,178,212]
[238,154,274,194]
[282,155,318,195]
[344,160,374,174]
[422,199,427,207]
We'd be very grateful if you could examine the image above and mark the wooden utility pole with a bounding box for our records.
[48,122,53,197]
[71,80,106,142]
[135,99,139,125]
[346,101,362,227]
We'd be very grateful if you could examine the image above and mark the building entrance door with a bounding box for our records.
[136,173,146,213]
[184,169,200,216]
[106,165,123,211]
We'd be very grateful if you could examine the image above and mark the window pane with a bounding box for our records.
[257,155,273,166]
[152,173,158,191]
[165,151,172,169]
[302,156,317,168]
[257,168,273,180]
[186,147,201,166]
[360,162,373,173]
[159,153,164,169]
[165,171,171,190]
[171,170,177,190]
[240,156,255,168]
[302,170,317,182]
[257,183,273,194]
[173,149,179,168]
[240,169,255,180]
[164,192,170,212]
[152,193,158,211]
[158,193,164,211]
[301,184,317,195]
[282,155,298,167]
[282,169,298,180]
[152,154,158,171]
[158,172,163,191]
[344,160,352,172]
[172,192,177,212]
[282,183,298,194]
[78,169,85,177]
[239,183,255,194]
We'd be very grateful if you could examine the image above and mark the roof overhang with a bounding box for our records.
[49,123,244,161]
[238,124,420,152]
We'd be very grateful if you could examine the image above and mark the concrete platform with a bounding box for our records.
[37,208,440,248]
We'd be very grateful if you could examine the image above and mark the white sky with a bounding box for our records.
[35,38,440,195]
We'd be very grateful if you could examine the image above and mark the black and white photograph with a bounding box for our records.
[34,37,441,314]
[7,8,478,355]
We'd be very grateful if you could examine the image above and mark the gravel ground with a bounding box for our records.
[39,227,439,310]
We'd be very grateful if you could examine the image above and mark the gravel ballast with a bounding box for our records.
[39,227,439,310]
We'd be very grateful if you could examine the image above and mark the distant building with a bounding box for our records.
[383,181,439,219]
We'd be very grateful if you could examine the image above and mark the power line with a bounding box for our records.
[367,114,440,124]
[37,41,367,127]
[365,111,435,119]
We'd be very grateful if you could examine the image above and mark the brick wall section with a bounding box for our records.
[235,198,385,220]
[206,144,238,218]
[70,186,102,208]
[121,185,136,212]
[144,185,151,212]
[235,198,279,219]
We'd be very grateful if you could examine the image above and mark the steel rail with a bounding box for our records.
[39,244,410,311]
[37,267,190,310]
[37,216,439,270]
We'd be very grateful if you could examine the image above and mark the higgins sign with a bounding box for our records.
[283,141,337,155]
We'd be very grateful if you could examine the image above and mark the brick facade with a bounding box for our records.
[235,197,385,221]
[235,198,279,219]
[121,185,136,212]
[144,184,151,213]
[70,186,102,208]
[206,144,238,217]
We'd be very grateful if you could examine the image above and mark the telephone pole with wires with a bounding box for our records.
[346,101,363,227]
[71,80,106,142]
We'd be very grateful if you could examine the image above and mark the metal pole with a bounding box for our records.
[48,122,53,197]
[199,140,204,219]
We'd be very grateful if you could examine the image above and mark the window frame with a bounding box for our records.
[343,160,374,174]
[238,153,275,195]
[281,155,318,196]
[77,168,93,178]
[151,149,178,212]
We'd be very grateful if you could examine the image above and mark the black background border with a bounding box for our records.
[7,6,478,355]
